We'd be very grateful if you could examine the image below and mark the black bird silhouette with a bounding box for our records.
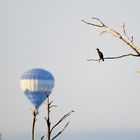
[96,48,104,62]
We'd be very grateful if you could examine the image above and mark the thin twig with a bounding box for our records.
[51,122,70,140]
[50,105,58,109]
[81,19,105,28]
[41,136,44,140]
[50,111,74,133]
[121,23,130,40]
[91,17,106,26]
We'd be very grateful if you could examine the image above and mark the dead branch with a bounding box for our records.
[48,101,58,109]
[46,98,51,140]
[81,17,106,27]
[51,122,70,140]
[50,111,74,133]
[121,22,134,45]
[50,105,58,109]
[32,108,38,140]
[87,53,139,61]
[82,17,140,61]
[44,96,74,140]
[41,136,44,140]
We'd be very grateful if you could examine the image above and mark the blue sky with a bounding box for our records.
[0,0,140,140]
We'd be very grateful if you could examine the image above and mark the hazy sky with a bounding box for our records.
[1,0,140,139]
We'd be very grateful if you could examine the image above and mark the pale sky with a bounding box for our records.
[0,0,140,140]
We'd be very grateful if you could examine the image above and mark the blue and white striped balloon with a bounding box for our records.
[20,68,55,108]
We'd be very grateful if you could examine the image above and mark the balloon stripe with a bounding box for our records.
[21,69,54,80]
[20,68,55,108]
[20,79,54,92]
[25,91,50,108]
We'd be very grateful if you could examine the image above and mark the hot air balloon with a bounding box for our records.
[20,68,55,109]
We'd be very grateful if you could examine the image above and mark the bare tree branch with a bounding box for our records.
[82,17,140,58]
[87,53,140,61]
[50,111,74,133]
[121,23,130,40]
[91,17,106,26]
[81,19,105,28]
[45,98,51,140]
[99,31,107,36]
[49,101,53,106]
[121,22,135,46]
[32,108,38,140]
[41,136,44,140]
[44,95,74,140]
[51,122,70,140]
[50,105,58,109]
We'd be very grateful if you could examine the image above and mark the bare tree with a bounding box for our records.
[31,108,38,140]
[81,17,140,61]
[42,90,74,140]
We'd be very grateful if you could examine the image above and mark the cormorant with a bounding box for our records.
[96,48,104,62]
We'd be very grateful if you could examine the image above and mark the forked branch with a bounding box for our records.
[52,122,70,140]
[44,96,74,140]
[50,111,74,133]
[82,17,140,61]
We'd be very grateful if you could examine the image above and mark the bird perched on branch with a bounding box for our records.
[96,48,104,62]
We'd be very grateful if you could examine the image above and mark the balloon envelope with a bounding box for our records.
[20,68,55,108]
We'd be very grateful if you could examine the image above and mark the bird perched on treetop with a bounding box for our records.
[96,48,104,62]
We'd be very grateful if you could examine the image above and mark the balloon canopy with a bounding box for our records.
[20,68,55,108]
